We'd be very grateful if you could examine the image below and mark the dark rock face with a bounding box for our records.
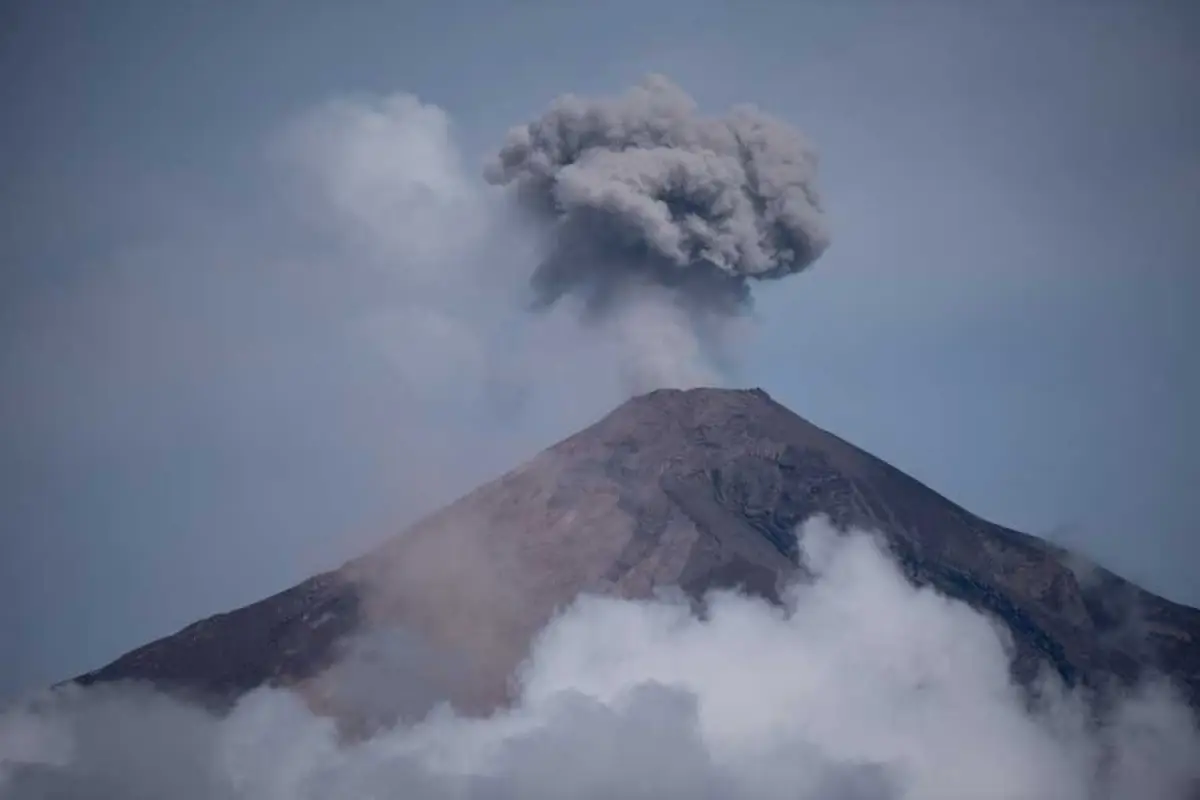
[71,572,362,709]
[71,388,1200,714]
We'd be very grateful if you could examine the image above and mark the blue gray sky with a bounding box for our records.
[1,0,1197,699]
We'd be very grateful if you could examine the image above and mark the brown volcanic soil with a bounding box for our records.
[74,388,1200,718]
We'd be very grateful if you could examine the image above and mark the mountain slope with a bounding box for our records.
[74,388,1200,715]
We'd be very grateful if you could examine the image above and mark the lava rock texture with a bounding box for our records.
[73,388,1200,716]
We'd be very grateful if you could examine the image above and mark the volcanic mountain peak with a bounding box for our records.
[74,387,1200,719]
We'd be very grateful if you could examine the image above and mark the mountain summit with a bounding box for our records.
[74,388,1200,717]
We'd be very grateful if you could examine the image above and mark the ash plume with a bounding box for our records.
[485,75,830,387]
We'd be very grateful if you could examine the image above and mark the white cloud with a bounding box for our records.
[273,91,500,408]
[274,92,486,283]
[4,519,1196,799]
[272,87,752,402]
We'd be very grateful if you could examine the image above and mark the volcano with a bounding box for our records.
[72,388,1200,718]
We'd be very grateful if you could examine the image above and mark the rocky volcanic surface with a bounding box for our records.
[74,388,1200,718]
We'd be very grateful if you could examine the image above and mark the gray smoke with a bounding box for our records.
[485,74,830,321]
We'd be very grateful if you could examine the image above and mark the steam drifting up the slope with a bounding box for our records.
[3,521,1197,799]
[486,75,830,390]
